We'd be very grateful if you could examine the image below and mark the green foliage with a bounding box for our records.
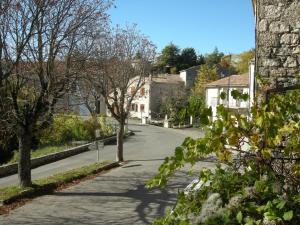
[161,91,205,126]
[148,84,300,224]
[156,43,181,73]
[204,47,224,68]
[194,64,219,96]
[156,44,203,73]
[234,49,255,74]
[39,115,114,145]
[179,48,198,70]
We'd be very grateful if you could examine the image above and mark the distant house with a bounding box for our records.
[179,66,200,88]
[106,65,201,120]
[205,74,251,118]
[128,74,185,119]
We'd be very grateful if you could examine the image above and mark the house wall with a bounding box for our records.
[255,0,300,88]
[206,87,250,118]
[180,67,198,88]
[149,81,185,118]
[129,83,150,119]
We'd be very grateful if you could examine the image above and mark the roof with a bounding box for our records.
[179,65,200,73]
[206,74,249,88]
[152,74,184,84]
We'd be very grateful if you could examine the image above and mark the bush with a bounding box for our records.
[39,115,114,145]
[148,86,300,224]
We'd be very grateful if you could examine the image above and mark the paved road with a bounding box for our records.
[1,124,216,225]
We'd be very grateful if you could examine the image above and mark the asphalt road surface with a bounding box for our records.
[1,123,216,225]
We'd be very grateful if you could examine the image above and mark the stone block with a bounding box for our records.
[258,19,268,32]
[280,33,299,44]
[269,21,290,33]
[283,56,298,68]
[263,5,282,19]
[263,58,281,67]
[272,47,291,56]
[292,46,300,54]
[258,33,280,46]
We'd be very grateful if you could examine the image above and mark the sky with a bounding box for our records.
[109,0,255,55]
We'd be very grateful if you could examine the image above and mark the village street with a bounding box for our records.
[0,123,216,225]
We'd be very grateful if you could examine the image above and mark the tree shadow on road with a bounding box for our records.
[52,171,191,224]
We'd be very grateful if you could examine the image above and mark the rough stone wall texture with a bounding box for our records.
[256,0,300,88]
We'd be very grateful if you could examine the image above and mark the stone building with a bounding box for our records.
[253,0,300,89]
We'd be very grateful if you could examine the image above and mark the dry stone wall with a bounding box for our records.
[256,0,300,88]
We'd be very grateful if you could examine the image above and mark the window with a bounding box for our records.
[131,104,135,111]
[235,88,243,108]
[140,104,145,112]
[140,88,145,96]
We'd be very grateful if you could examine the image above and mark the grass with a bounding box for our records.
[5,145,72,165]
[0,161,115,203]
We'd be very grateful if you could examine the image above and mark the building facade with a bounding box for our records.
[205,74,250,118]
[129,74,185,119]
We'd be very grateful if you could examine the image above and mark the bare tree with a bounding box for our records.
[0,0,112,187]
[93,25,156,162]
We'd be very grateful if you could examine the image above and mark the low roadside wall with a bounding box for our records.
[0,131,134,178]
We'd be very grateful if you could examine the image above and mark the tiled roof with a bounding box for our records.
[206,74,249,88]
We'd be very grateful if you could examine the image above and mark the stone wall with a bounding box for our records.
[255,0,300,88]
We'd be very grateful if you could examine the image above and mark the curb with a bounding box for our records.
[0,161,121,206]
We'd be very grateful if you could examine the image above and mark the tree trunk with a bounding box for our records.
[116,119,125,162]
[95,99,101,114]
[18,130,32,188]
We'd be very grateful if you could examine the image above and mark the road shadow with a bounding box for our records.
[51,171,191,224]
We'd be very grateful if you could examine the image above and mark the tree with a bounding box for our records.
[197,54,205,65]
[0,0,112,187]
[193,64,219,97]
[204,47,224,68]
[93,25,156,162]
[156,43,180,73]
[235,49,255,73]
[179,47,198,70]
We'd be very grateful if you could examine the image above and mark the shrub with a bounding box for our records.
[39,115,114,145]
[148,86,300,224]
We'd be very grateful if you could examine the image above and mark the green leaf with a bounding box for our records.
[179,220,189,225]
[236,211,243,223]
[220,91,227,100]
[175,147,184,161]
[283,210,293,221]
[276,199,286,210]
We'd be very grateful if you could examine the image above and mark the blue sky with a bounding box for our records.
[109,0,255,55]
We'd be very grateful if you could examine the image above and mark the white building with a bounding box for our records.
[205,74,251,119]
[179,66,200,88]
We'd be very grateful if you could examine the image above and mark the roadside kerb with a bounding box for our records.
[0,161,121,206]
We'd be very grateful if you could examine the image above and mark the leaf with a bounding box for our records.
[175,147,184,161]
[179,220,189,225]
[220,91,227,100]
[236,211,243,223]
[276,199,286,210]
[283,210,293,221]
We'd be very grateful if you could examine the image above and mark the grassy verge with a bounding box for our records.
[0,161,117,205]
